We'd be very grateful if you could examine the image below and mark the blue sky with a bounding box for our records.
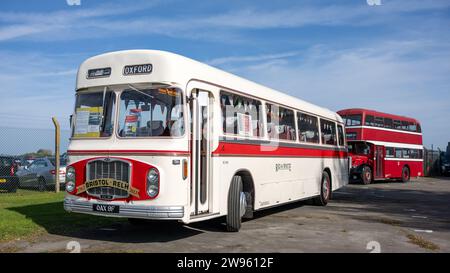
[0,0,449,154]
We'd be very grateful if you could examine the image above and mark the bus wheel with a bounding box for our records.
[226,175,245,232]
[361,166,372,185]
[401,166,410,183]
[313,171,331,206]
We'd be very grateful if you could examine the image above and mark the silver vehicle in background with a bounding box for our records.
[17,157,66,191]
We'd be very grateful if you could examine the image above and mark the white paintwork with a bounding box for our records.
[364,140,424,150]
[345,125,423,136]
[67,50,349,224]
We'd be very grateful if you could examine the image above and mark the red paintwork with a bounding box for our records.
[213,141,348,158]
[337,108,421,126]
[345,127,422,145]
[66,157,157,201]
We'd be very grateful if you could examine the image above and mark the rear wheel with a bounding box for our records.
[38,177,46,192]
[313,171,331,206]
[401,166,410,183]
[361,166,372,185]
[226,176,246,232]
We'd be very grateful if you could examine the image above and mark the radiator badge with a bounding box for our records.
[76,178,139,197]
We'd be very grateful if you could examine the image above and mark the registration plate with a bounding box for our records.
[0,179,6,183]
[93,204,119,214]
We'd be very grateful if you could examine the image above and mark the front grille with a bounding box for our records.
[86,159,130,199]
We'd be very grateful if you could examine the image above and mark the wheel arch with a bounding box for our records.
[233,169,255,209]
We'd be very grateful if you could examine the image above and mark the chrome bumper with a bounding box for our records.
[64,197,184,219]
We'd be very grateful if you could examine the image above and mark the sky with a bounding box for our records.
[0,0,449,154]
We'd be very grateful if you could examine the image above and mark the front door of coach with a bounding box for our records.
[190,89,213,215]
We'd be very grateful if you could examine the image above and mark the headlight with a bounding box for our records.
[146,168,159,198]
[66,181,75,193]
[66,166,75,181]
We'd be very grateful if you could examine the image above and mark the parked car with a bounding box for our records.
[17,157,66,191]
[0,156,19,193]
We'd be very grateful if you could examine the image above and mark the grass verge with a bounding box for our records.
[0,190,124,243]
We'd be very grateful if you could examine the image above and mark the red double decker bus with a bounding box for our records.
[337,108,423,184]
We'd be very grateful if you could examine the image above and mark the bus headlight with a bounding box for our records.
[147,168,159,198]
[65,166,76,193]
[66,181,75,193]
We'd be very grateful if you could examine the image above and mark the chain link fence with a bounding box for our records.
[0,126,69,194]
[423,147,443,177]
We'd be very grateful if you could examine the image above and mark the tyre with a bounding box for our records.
[226,175,246,232]
[361,166,372,185]
[401,166,410,183]
[313,171,331,206]
[38,177,47,192]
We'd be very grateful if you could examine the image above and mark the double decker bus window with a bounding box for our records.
[408,123,417,132]
[395,148,403,158]
[220,91,263,137]
[342,114,361,126]
[266,103,296,141]
[384,118,393,128]
[297,112,320,143]
[386,147,395,158]
[393,120,402,130]
[346,132,357,140]
[320,119,337,146]
[417,123,422,133]
[365,115,375,126]
[374,116,384,127]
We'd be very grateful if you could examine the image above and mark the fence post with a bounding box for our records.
[52,117,60,193]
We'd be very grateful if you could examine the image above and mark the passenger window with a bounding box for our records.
[384,118,393,128]
[393,120,402,130]
[374,116,384,127]
[220,91,263,137]
[395,148,402,158]
[297,112,320,144]
[266,103,296,141]
[386,147,394,158]
[337,125,345,146]
[320,119,337,146]
[365,115,375,126]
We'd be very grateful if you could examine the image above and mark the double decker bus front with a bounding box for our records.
[64,83,190,222]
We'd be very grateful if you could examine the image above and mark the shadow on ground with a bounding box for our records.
[331,179,450,232]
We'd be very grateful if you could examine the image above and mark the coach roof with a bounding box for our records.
[77,50,341,122]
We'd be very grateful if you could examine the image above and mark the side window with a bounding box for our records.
[395,148,402,158]
[374,116,384,127]
[266,103,296,141]
[342,114,362,126]
[393,120,402,130]
[337,125,345,146]
[320,119,337,146]
[365,115,375,126]
[386,147,394,158]
[417,123,422,133]
[346,132,357,140]
[408,123,417,132]
[384,118,393,129]
[220,91,263,137]
[297,112,320,144]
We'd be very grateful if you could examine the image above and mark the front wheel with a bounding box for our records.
[313,171,331,206]
[361,166,372,185]
[226,176,246,232]
[401,166,410,183]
